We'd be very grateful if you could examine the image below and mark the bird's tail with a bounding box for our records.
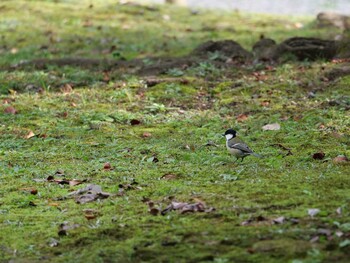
[252,153,262,158]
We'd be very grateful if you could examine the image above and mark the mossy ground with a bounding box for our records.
[0,1,350,262]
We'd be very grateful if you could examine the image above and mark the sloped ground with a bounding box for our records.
[0,1,349,262]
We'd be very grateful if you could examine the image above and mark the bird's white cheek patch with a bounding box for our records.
[225,134,233,140]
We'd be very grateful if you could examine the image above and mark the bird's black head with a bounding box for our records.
[224,129,237,136]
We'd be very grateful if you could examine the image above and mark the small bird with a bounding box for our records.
[223,128,261,162]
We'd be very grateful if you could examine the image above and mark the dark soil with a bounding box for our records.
[8,37,350,77]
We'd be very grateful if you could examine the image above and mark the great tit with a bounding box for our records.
[224,128,261,162]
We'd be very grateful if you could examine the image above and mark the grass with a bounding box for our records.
[0,0,350,262]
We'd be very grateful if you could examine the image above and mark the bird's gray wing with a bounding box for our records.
[229,143,254,154]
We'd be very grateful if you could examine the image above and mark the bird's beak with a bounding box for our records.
[221,134,225,137]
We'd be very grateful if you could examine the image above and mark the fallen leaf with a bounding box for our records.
[75,192,110,204]
[4,106,17,114]
[236,113,249,122]
[68,184,112,204]
[103,162,112,170]
[43,175,86,186]
[260,100,270,107]
[312,152,325,160]
[83,209,99,220]
[308,208,320,218]
[145,200,161,215]
[38,133,47,139]
[161,200,214,215]
[60,83,73,94]
[273,216,286,224]
[118,180,141,191]
[160,174,178,180]
[262,123,280,131]
[25,130,36,139]
[69,179,85,186]
[149,207,160,216]
[333,155,349,163]
[142,132,152,138]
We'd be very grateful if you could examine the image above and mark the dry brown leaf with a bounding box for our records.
[236,113,249,122]
[161,200,214,215]
[160,174,178,180]
[333,155,349,163]
[69,179,85,186]
[60,83,73,94]
[103,162,112,170]
[75,192,111,204]
[142,132,152,138]
[4,106,17,114]
[68,184,112,204]
[25,130,36,139]
[260,100,270,107]
[149,207,160,216]
[83,209,99,220]
[312,152,325,160]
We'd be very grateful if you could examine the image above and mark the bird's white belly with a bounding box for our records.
[226,144,247,157]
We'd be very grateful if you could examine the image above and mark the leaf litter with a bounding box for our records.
[33,174,86,186]
[68,184,113,204]
[145,198,215,215]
